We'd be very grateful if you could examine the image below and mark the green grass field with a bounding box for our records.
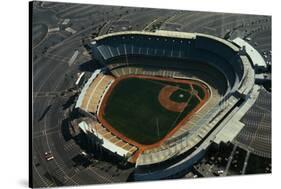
[103,77,202,145]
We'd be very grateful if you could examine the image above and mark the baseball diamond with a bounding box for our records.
[98,75,209,146]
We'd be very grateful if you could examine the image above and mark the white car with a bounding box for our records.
[81,151,87,156]
[44,152,54,161]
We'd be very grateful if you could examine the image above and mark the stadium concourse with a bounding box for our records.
[69,30,265,180]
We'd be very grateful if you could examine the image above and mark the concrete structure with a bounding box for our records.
[77,119,137,157]
[73,30,261,180]
[232,37,267,71]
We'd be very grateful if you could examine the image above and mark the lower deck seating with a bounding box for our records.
[80,74,114,114]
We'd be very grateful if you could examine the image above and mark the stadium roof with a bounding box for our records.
[93,30,195,41]
[93,30,240,52]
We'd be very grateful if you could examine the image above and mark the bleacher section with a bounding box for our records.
[76,118,138,159]
[76,74,115,114]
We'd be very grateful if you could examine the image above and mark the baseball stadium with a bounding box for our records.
[71,30,265,180]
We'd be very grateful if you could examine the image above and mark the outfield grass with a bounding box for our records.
[103,77,202,145]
